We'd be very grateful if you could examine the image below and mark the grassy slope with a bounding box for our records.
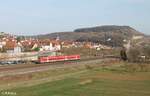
[61,47,121,58]
[4,65,150,96]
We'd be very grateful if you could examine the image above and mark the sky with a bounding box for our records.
[0,0,150,35]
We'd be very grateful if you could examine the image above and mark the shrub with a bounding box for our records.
[143,45,150,58]
[33,47,40,52]
[127,45,150,62]
[127,47,140,62]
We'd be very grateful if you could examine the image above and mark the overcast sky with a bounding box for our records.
[0,0,150,35]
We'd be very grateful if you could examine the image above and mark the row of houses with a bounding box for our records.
[0,35,112,54]
[0,37,61,53]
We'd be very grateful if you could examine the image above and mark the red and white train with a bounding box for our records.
[38,55,80,63]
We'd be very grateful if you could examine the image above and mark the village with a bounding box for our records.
[0,32,112,64]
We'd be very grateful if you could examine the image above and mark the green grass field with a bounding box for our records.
[2,64,150,96]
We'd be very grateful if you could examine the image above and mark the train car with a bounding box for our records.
[38,55,80,63]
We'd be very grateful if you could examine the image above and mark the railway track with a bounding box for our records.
[0,57,101,71]
[0,57,119,77]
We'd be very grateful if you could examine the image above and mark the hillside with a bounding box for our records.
[35,25,144,47]
[74,25,141,34]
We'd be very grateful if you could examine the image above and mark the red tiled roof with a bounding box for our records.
[4,41,17,50]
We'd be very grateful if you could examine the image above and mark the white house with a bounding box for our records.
[40,42,61,51]
[0,41,6,49]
